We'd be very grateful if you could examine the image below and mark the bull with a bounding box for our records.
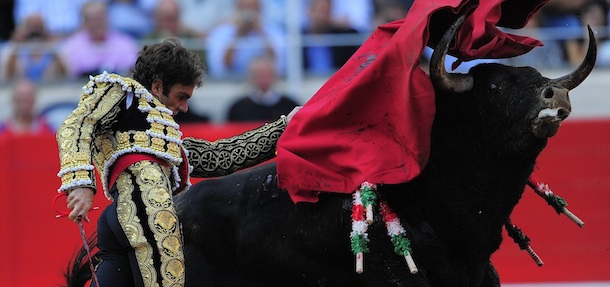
[65,18,597,287]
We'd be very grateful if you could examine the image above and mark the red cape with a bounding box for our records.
[276,0,549,203]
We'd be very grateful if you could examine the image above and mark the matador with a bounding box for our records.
[56,38,297,287]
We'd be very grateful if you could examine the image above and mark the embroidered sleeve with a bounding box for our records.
[56,74,129,193]
[183,116,287,178]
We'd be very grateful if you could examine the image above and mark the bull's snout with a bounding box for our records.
[557,108,570,121]
[541,86,572,117]
[532,87,572,138]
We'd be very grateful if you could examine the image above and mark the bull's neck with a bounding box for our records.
[427,122,540,232]
[397,117,544,274]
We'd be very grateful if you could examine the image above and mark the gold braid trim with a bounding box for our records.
[115,169,158,286]
[129,160,185,287]
[183,117,287,178]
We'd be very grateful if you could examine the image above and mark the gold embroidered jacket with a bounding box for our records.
[56,72,287,199]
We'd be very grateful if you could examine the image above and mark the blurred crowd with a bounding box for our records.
[0,0,415,83]
[0,0,609,134]
[1,0,609,82]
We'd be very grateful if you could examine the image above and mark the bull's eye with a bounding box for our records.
[543,88,554,98]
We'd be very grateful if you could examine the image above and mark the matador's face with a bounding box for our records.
[151,80,195,116]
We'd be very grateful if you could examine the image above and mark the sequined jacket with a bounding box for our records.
[56,72,287,199]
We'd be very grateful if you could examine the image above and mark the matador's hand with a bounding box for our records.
[66,187,95,223]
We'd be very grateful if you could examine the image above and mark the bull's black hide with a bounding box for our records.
[176,162,438,287]
[173,20,596,287]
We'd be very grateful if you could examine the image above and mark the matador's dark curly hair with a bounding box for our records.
[132,37,205,94]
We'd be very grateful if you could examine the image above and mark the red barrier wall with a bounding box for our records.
[492,119,610,283]
[0,121,608,286]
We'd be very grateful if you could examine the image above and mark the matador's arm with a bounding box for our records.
[182,117,287,178]
[56,75,130,192]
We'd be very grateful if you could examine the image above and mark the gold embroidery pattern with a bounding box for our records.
[57,82,120,192]
[130,161,185,287]
[56,72,188,198]
[115,170,157,287]
[184,117,287,178]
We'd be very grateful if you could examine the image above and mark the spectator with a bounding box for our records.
[178,0,235,36]
[178,0,285,36]
[227,56,299,122]
[302,0,360,76]
[13,0,87,37]
[147,0,203,40]
[58,1,140,78]
[0,78,51,135]
[206,0,286,78]
[501,12,568,69]
[0,14,67,82]
[564,0,610,67]
[539,0,586,28]
[327,0,375,32]
[536,0,585,67]
[259,0,288,30]
[301,0,375,33]
[373,0,411,27]
[107,0,157,39]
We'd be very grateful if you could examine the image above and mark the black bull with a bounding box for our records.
[174,21,597,286]
[66,20,597,287]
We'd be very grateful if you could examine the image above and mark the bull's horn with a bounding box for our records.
[430,15,474,93]
[551,26,597,90]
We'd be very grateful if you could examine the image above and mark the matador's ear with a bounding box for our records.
[151,79,164,97]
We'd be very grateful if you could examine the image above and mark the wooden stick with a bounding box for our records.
[526,246,544,267]
[356,252,364,273]
[562,207,585,227]
[404,253,418,274]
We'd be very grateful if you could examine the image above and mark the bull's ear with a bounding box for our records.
[551,25,597,90]
[429,14,474,93]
